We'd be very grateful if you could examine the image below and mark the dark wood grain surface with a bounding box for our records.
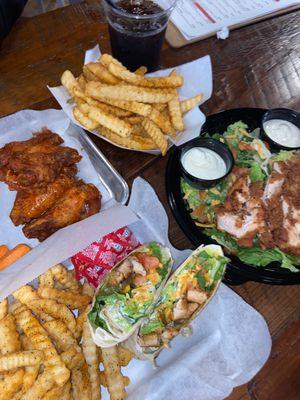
[0,1,299,398]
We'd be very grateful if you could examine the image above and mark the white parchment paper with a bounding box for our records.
[105,177,272,400]
[0,170,271,399]
[0,109,139,298]
[49,45,213,152]
[0,109,114,249]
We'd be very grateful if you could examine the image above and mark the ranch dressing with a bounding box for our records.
[263,119,300,147]
[181,147,227,180]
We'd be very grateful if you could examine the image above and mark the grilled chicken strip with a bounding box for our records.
[215,173,266,247]
[262,154,300,256]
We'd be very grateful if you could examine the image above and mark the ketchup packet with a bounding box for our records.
[71,227,140,288]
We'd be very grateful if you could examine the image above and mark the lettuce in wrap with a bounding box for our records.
[131,244,229,360]
[88,242,173,347]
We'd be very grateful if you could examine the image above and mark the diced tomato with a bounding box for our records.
[231,148,238,160]
[263,140,270,150]
[191,204,205,218]
[136,253,160,271]
[134,274,148,286]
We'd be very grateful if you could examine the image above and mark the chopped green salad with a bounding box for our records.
[181,121,300,272]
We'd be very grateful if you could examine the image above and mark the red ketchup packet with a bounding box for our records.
[71,227,140,288]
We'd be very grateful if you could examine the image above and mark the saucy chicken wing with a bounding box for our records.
[23,182,101,241]
[0,129,63,168]
[10,173,76,226]
[3,146,81,190]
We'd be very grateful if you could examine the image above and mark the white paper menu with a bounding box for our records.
[170,0,300,40]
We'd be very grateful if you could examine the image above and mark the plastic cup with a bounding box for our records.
[102,0,178,72]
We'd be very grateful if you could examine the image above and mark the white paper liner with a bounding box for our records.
[49,45,213,153]
[0,173,271,399]
[100,177,272,400]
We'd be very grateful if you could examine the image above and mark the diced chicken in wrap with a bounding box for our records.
[129,245,229,361]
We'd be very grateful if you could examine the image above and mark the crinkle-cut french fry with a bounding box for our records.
[153,103,167,112]
[117,345,134,367]
[50,264,80,292]
[131,123,149,138]
[43,319,77,352]
[85,62,120,84]
[99,53,123,69]
[99,371,130,388]
[77,74,87,91]
[101,346,126,400]
[12,302,70,386]
[94,97,151,117]
[78,102,133,138]
[0,313,21,355]
[27,299,76,335]
[38,286,91,310]
[71,363,92,400]
[61,346,85,370]
[60,381,72,400]
[43,384,65,400]
[168,71,184,131]
[108,62,183,88]
[141,118,168,155]
[74,107,99,131]
[82,282,95,297]
[39,270,54,288]
[97,126,156,151]
[20,335,40,392]
[11,390,23,400]
[149,107,173,134]
[180,93,204,113]
[134,66,147,76]
[83,64,99,82]
[61,70,80,96]
[0,350,43,371]
[74,89,132,117]
[124,115,144,125]
[13,285,53,322]
[0,369,24,400]
[75,311,86,339]
[82,309,101,400]
[86,81,176,103]
[20,369,55,400]
[96,103,132,118]
[168,93,184,131]
[0,298,8,321]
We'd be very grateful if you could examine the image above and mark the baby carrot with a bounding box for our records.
[0,245,9,259]
[0,244,31,271]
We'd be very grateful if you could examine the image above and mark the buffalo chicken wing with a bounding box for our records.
[23,182,101,241]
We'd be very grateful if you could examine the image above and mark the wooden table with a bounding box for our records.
[0,1,299,398]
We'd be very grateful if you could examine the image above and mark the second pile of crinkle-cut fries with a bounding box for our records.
[0,264,133,400]
[61,54,203,155]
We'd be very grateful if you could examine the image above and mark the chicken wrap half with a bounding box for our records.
[88,242,173,347]
[131,244,229,360]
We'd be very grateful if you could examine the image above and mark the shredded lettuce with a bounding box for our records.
[181,178,229,224]
[270,150,295,162]
[204,228,300,272]
[140,320,164,335]
[250,162,267,182]
[181,180,202,211]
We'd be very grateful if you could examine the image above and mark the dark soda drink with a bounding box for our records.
[103,0,177,72]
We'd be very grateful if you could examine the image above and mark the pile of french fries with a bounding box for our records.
[0,265,133,399]
[61,54,203,155]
